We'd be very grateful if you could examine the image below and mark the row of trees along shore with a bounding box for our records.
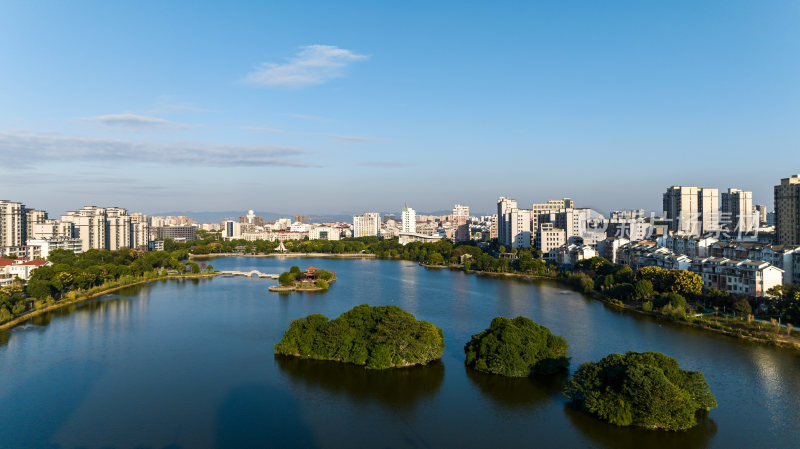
[0,247,208,325]
[184,232,800,336]
[4,231,799,341]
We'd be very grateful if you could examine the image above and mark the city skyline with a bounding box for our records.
[2,1,799,214]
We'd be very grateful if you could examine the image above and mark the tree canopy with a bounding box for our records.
[464,316,569,377]
[564,351,716,431]
[274,304,445,369]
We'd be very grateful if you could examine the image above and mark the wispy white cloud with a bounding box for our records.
[243,126,286,133]
[287,113,331,122]
[82,113,201,130]
[0,131,317,168]
[322,134,381,143]
[359,161,413,168]
[245,45,369,88]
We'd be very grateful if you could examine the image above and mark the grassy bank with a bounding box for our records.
[0,272,219,332]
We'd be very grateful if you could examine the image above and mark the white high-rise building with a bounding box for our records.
[401,205,416,234]
[453,204,470,242]
[0,200,26,247]
[62,206,107,252]
[106,207,131,251]
[509,208,532,248]
[497,197,518,246]
[246,210,256,224]
[25,209,48,243]
[353,212,381,238]
[721,188,755,234]
[663,186,719,235]
[130,213,150,250]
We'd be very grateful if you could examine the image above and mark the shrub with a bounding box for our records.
[315,279,329,290]
[464,316,569,377]
[564,351,716,430]
[642,301,653,312]
[274,304,445,369]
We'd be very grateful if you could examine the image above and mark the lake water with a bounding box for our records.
[1,257,799,448]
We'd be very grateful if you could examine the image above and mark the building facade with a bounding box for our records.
[775,175,800,245]
[353,212,381,238]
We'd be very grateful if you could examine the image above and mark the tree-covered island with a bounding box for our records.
[274,304,445,369]
[564,351,717,431]
[464,316,569,376]
[270,265,336,292]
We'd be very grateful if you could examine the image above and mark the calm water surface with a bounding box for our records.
[1,257,799,448]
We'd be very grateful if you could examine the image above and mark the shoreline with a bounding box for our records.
[420,263,800,351]
[0,272,220,332]
[190,252,376,259]
[6,256,798,351]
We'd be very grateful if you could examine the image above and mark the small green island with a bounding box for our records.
[564,351,717,431]
[274,304,445,369]
[269,265,336,292]
[464,316,570,377]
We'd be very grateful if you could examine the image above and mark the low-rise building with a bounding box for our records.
[0,245,41,259]
[535,223,566,255]
[310,226,341,241]
[0,258,51,281]
[595,237,630,264]
[709,241,800,284]
[27,237,83,259]
[690,257,783,298]
[551,244,597,268]
[155,226,197,241]
[617,241,691,270]
[398,233,444,246]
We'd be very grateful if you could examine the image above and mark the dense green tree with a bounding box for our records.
[564,351,716,430]
[633,279,654,300]
[274,304,445,369]
[732,298,752,316]
[464,316,569,377]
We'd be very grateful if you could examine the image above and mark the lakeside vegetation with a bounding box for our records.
[0,248,211,327]
[177,233,800,346]
[273,265,335,292]
[464,316,569,376]
[274,304,445,369]
[564,351,717,431]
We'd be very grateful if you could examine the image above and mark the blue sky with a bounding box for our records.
[1,0,798,217]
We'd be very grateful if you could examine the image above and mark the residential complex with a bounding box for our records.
[775,175,800,245]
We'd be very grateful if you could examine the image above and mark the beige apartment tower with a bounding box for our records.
[775,175,800,245]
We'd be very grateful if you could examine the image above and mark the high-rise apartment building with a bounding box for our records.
[775,175,800,245]
[0,200,26,247]
[508,208,531,248]
[353,212,381,238]
[663,186,718,235]
[721,188,755,234]
[452,204,470,242]
[496,197,517,245]
[25,209,48,243]
[130,213,150,250]
[62,206,108,252]
[106,207,131,251]
[401,206,416,234]
[753,205,768,227]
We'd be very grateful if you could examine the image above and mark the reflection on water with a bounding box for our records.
[275,356,445,409]
[1,258,799,449]
[564,405,718,449]
[215,383,316,449]
[465,366,567,408]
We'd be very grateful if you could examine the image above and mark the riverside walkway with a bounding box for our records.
[218,270,279,279]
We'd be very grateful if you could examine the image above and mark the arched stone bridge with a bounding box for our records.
[219,270,279,279]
